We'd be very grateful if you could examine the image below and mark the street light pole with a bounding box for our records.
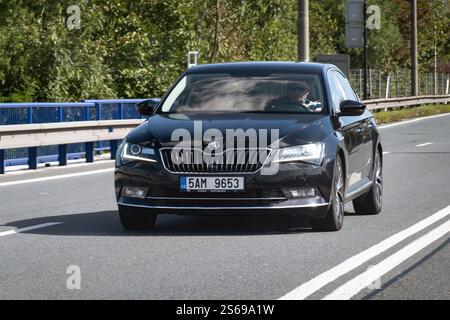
[298,0,310,62]
[411,0,419,96]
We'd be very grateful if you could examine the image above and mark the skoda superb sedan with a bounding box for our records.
[115,62,383,231]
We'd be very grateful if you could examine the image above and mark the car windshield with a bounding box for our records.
[159,73,326,114]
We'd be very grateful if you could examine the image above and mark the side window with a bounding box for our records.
[335,72,358,101]
[328,71,346,113]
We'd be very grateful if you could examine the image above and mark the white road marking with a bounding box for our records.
[378,113,450,129]
[323,219,450,300]
[382,151,391,155]
[278,205,450,300]
[0,168,114,187]
[415,142,433,147]
[0,222,63,237]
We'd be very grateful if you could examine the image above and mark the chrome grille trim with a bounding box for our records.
[159,147,272,174]
[118,201,330,210]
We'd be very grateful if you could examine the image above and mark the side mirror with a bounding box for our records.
[136,99,160,116]
[338,100,366,117]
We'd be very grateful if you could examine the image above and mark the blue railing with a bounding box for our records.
[0,99,152,168]
[0,99,147,125]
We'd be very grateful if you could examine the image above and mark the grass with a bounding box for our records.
[373,104,450,124]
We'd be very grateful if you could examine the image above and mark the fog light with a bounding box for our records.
[123,186,149,199]
[282,188,319,199]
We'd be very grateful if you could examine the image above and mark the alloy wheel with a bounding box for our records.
[334,158,345,224]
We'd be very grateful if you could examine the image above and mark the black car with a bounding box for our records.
[115,62,383,231]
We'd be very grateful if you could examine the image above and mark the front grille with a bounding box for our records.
[160,148,271,174]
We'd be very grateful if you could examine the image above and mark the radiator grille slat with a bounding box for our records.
[160,148,270,174]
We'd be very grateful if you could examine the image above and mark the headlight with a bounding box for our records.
[274,143,325,165]
[121,142,157,163]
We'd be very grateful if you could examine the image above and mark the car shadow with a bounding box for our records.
[0,209,352,237]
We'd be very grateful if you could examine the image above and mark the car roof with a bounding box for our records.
[185,61,331,75]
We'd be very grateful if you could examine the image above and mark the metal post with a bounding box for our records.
[359,69,363,97]
[369,68,373,98]
[418,76,420,96]
[385,75,390,99]
[434,26,438,95]
[363,0,368,100]
[0,150,5,174]
[96,102,103,152]
[297,0,310,62]
[58,144,68,166]
[84,105,89,121]
[119,103,124,119]
[411,0,418,96]
[443,74,446,95]
[110,140,118,160]
[378,70,382,98]
[85,142,94,163]
[95,103,102,120]
[28,147,38,170]
[28,106,33,124]
[59,106,64,122]
[446,76,449,95]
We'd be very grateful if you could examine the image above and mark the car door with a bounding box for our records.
[334,71,373,182]
[328,70,366,190]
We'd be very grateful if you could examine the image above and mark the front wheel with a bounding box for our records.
[310,156,345,232]
[353,149,383,215]
[118,205,157,230]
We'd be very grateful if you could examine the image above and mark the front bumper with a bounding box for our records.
[115,160,334,217]
[117,198,329,216]
[115,156,335,218]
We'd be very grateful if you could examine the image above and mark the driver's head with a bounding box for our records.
[287,82,310,103]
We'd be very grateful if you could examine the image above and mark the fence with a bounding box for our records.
[349,69,450,99]
[0,99,149,166]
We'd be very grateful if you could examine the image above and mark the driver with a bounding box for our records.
[289,82,322,112]
[267,82,322,112]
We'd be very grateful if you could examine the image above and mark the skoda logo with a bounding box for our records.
[207,141,221,150]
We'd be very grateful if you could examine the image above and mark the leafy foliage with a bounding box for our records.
[0,0,448,102]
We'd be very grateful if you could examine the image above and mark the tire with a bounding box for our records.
[353,149,383,215]
[310,156,345,232]
[118,205,157,230]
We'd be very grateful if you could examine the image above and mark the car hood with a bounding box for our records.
[126,113,333,148]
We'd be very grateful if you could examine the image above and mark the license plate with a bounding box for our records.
[180,176,244,192]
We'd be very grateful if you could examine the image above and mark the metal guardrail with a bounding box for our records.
[0,95,448,174]
[364,95,450,111]
[0,99,152,167]
[0,119,144,174]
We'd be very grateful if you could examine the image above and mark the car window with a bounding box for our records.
[158,73,326,114]
[328,71,346,113]
[335,72,358,101]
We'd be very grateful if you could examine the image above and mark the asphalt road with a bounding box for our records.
[0,114,449,300]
